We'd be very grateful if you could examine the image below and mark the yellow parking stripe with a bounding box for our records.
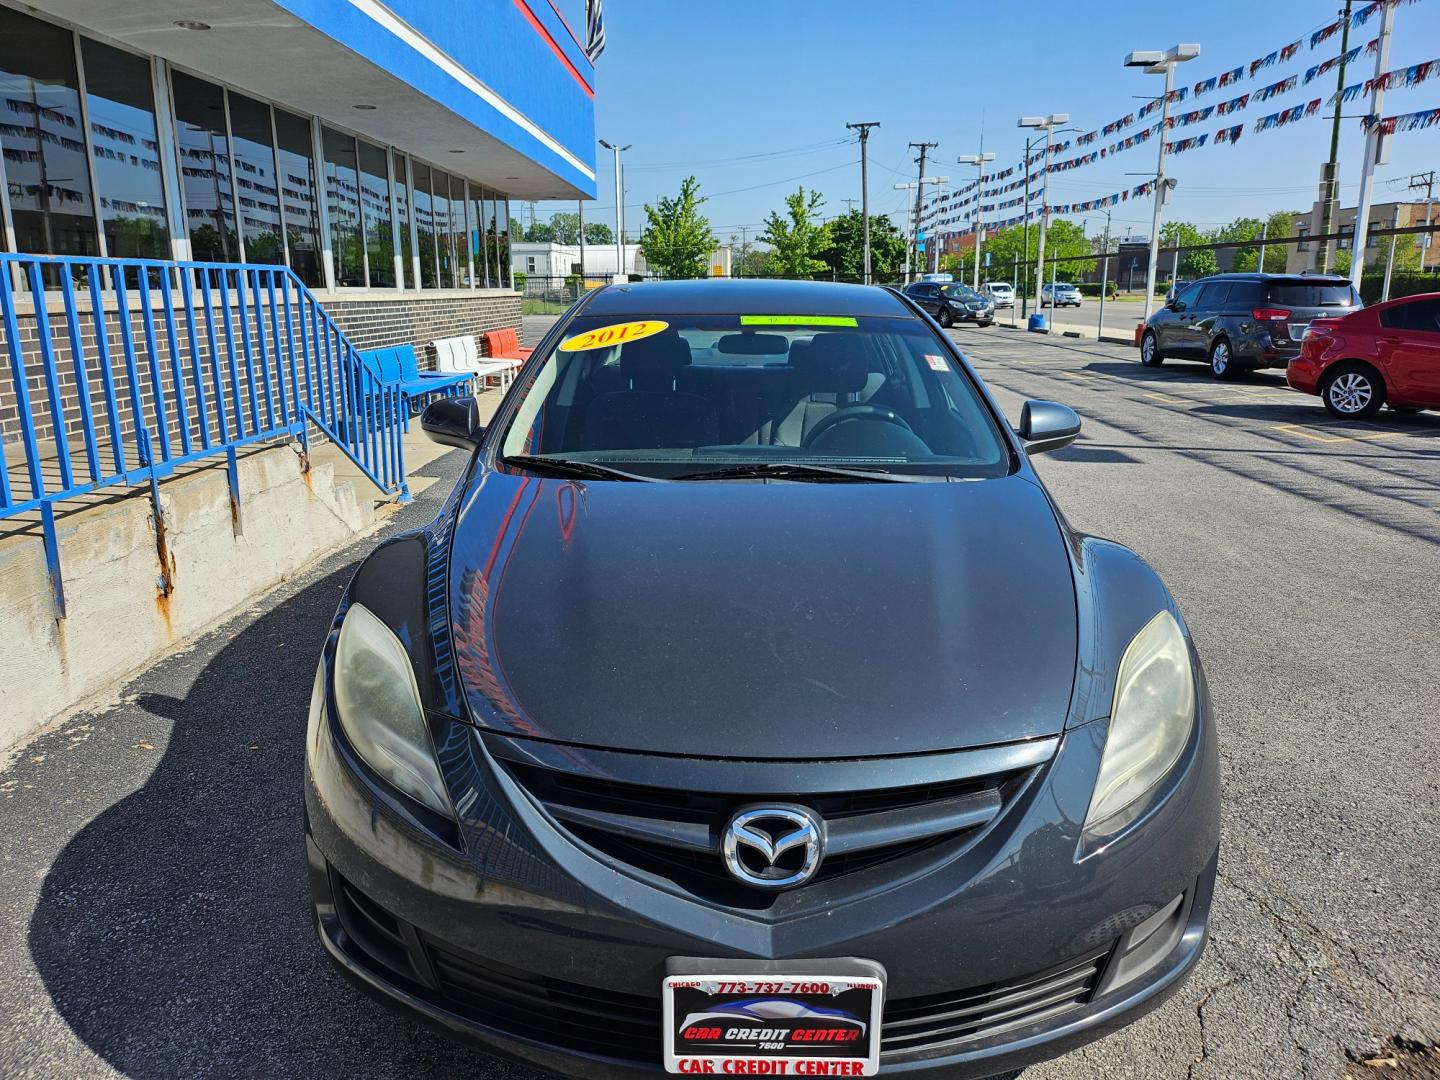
[1271,423,1404,444]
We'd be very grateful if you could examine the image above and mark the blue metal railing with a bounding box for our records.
[0,253,409,617]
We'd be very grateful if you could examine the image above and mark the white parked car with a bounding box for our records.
[981,282,1015,308]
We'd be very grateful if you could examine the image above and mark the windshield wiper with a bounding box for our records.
[500,455,657,482]
[673,462,921,483]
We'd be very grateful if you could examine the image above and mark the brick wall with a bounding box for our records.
[0,288,519,498]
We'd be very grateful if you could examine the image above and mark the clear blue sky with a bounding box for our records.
[531,0,1440,246]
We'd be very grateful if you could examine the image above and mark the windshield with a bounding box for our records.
[497,312,1011,479]
[941,285,982,299]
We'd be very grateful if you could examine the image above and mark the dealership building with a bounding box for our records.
[0,0,597,342]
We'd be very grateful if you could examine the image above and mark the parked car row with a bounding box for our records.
[1139,272,1439,419]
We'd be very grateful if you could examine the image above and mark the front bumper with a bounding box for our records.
[305,684,1220,1078]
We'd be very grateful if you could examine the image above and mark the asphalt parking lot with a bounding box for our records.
[2,327,1437,1080]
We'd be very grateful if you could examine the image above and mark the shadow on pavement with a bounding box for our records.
[23,558,1026,1079]
[25,562,542,1079]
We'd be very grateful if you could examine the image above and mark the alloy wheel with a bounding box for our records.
[1328,372,1373,414]
[1210,341,1230,378]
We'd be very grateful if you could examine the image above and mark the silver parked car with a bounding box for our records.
[1041,282,1082,308]
[981,281,1015,308]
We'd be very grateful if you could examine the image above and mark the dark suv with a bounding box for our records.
[903,280,996,327]
[1140,273,1361,379]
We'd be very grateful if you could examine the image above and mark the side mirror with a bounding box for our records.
[421,396,484,450]
[1017,400,1081,455]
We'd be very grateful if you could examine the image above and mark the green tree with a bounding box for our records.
[524,220,557,243]
[817,209,907,282]
[584,220,614,245]
[761,186,828,278]
[1040,220,1097,280]
[1219,210,1296,272]
[1159,221,1218,280]
[638,175,716,280]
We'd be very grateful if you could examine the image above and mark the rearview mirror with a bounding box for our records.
[421,396,484,450]
[1017,400,1081,455]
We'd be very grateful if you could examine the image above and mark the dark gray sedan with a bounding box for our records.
[304,279,1219,1079]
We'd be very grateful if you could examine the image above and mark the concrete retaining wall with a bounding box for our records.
[0,444,373,753]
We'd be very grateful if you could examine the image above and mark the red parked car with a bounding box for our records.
[1289,292,1440,418]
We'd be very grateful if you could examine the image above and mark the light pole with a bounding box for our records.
[847,121,880,283]
[957,152,996,290]
[1350,0,1395,289]
[1125,44,1199,321]
[1096,208,1112,339]
[1018,114,1070,317]
[895,176,948,282]
[598,138,630,280]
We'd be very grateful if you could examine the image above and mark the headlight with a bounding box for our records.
[333,602,453,818]
[1084,610,1195,830]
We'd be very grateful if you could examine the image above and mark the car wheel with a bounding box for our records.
[1321,364,1385,419]
[1208,338,1238,380]
[1140,330,1164,367]
[938,307,953,328]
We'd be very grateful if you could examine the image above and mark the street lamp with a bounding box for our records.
[1124,43,1200,321]
[598,139,631,280]
[957,152,996,290]
[1017,115,1069,317]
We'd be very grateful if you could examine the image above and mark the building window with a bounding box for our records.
[172,71,237,261]
[470,188,490,287]
[452,173,470,287]
[80,37,168,260]
[410,160,436,288]
[274,108,321,287]
[431,167,455,288]
[321,126,362,286]
[526,255,536,273]
[227,92,283,266]
[0,6,100,258]
[1296,228,1310,252]
[357,139,393,287]
[392,151,411,288]
[495,197,510,287]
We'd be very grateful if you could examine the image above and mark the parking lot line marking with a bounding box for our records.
[1143,391,1187,404]
[1271,423,1405,444]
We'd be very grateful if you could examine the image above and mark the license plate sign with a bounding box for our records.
[664,965,884,1076]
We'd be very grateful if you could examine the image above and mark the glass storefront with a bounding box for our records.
[80,37,168,260]
[274,109,321,287]
[0,8,518,288]
[228,92,284,265]
[357,139,393,288]
[321,126,363,286]
[0,6,99,258]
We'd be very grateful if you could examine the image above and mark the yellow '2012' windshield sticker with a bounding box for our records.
[558,320,669,352]
[740,315,859,327]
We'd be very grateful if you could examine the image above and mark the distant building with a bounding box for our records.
[1287,201,1437,274]
[512,242,732,280]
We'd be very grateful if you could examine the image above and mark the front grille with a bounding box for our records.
[331,870,1110,1064]
[503,760,1028,906]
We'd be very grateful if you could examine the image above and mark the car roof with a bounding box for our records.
[1200,273,1351,284]
[582,278,913,317]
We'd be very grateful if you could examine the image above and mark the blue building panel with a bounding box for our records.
[270,0,596,195]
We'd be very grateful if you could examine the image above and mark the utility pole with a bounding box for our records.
[1350,0,1394,289]
[1125,44,1200,322]
[598,139,630,282]
[1021,137,1034,321]
[1410,170,1436,272]
[1258,219,1268,272]
[847,121,880,284]
[909,141,939,281]
[1316,0,1355,275]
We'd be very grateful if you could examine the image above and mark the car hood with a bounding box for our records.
[449,471,1078,758]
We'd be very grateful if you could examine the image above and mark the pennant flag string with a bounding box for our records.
[1365,58,1439,95]
[1254,75,1299,102]
[1360,105,1440,134]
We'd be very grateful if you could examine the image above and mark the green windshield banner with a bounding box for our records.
[739,315,859,327]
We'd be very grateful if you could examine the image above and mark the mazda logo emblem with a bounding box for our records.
[722,805,825,890]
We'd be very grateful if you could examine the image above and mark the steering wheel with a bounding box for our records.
[802,405,914,448]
